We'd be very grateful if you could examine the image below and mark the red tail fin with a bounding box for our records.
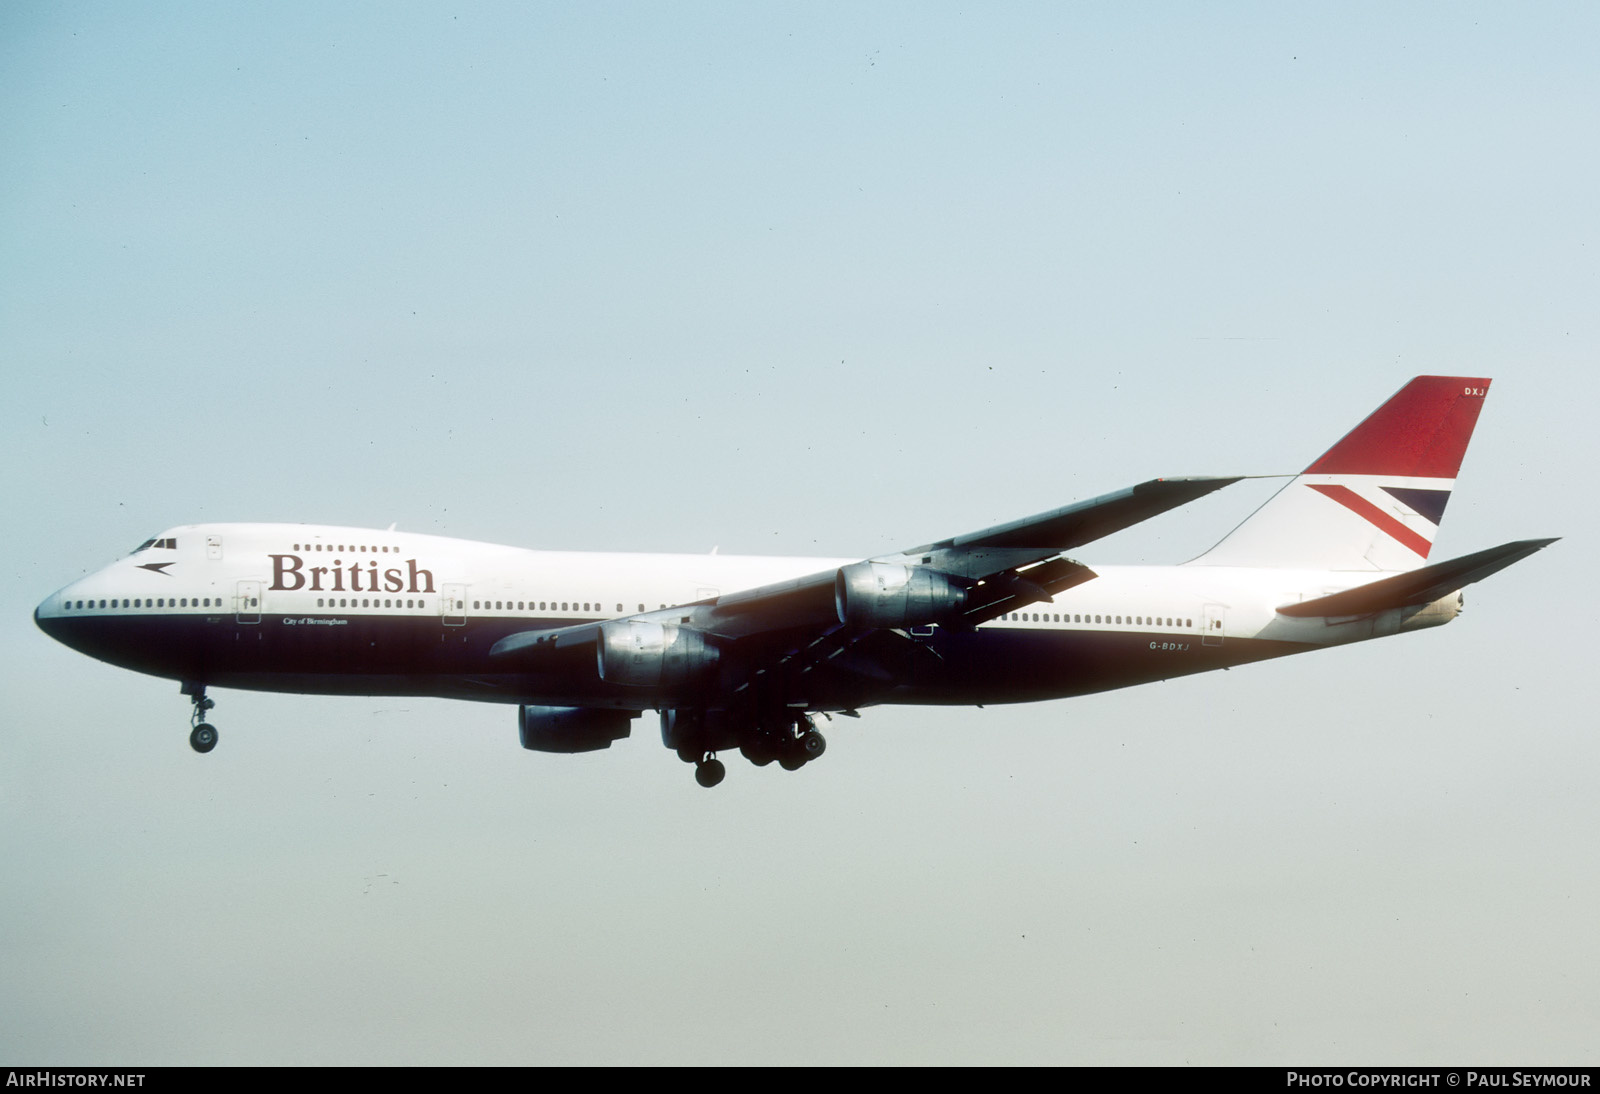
[1306,376,1490,477]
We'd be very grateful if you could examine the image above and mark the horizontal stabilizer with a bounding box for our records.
[1277,538,1557,617]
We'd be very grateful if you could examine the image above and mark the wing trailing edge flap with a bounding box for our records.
[1277,537,1558,618]
[950,556,1099,628]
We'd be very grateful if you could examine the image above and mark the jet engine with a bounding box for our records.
[518,705,636,752]
[595,620,719,687]
[834,561,967,628]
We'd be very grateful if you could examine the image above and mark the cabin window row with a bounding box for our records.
[63,597,217,609]
[470,601,656,613]
[317,598,427,608]
[292,543,401,554]
[1003,612,1195,627]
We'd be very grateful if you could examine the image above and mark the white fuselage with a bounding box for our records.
[36,522,1459,711]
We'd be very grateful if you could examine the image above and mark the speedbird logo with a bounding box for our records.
[268,554,435,594]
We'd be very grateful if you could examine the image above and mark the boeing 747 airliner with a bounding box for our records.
[35,377,1553,786]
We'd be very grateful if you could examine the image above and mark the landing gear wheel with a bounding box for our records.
[189,723,218,754]
[774,726,826,771]
[694,757,726,788]
[799,729,826,760]
[740,741,777,766]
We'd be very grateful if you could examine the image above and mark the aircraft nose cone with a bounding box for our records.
[35,590,75,646]
[35,598,62,641]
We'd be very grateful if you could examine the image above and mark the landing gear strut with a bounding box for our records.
[183,682,217,754]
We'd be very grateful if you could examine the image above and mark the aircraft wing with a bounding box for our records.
[490,476,1238,663]
[885,476,1243,576]
[687,475,1240,637]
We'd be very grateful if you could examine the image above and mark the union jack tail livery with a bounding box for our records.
[1189,376,1491,572]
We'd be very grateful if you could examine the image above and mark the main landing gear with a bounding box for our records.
[740,717,826,772]
[183,682,217,754]
[664,709,828,788]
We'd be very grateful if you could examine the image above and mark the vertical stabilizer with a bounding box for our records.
[1187,376,1490,571]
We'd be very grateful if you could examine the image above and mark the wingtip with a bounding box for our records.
[1504,536,1560,553]
[1142,475,1245,499]
[1146,475,1243,489]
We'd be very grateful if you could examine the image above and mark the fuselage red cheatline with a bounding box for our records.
[36,377,1553,787]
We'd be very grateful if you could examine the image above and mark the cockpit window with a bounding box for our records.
[130,536,177,555]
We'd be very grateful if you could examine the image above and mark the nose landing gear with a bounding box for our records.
[183,682,217,754]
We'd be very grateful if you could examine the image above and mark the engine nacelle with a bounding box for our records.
[596,620,719,687]
[834,561,967,628]
[518,705,636,753]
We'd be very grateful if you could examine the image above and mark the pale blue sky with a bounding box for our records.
[2,3,1596,1064]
